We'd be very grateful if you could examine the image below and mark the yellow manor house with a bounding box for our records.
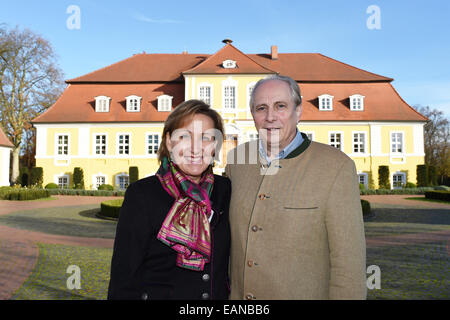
[32,40,427,190]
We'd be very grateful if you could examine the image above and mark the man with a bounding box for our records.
[225,75,366,300]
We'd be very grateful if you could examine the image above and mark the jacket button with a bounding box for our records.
[201,292,210,300]
[246,293,255,300]
[247,260,254,267]
[258,194,266,200]
[202,273,210,281]
[141,292,149,300]
[251,225,259,232]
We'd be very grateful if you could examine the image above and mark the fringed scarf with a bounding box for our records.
[156,157,214,271]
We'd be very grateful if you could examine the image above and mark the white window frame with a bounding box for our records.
[318,94,334,111]
[126,95,142,112]
[303,131,315,141]
[95,96,111,112]
[115,173,129,190]
[222,59,237,69]
[350,94,365,111]
[352,131,367,155]
[390,131,404,154]
[222,77,238,111]
[55,133,70,157]
[247,131,259,142]
[116,133,131,156]
[198,83,213,106]
[146,132,161,157]
[328,131,344,151]
[358,172,368,189]
[392,172,406,189]
[92,174,107,190]
[54,174,70,189]
[93,133,107,156]
[157,94,173,112]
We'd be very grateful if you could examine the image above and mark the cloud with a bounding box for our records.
[132,12,182,24]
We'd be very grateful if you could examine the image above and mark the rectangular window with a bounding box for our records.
[118,176,129,190]
[393,173,405,189]
[95,134,106,155]
[147,134,160,155]
[358,174,368,188]
[391,132,403,153]
[95,176,105,189]
[199,86,211,105]
[118,134,130,155]
[224,86,236,109]
[58,176,69,189]
[353,133,365,153]
[57,135,69,155]
[329,133,342,150]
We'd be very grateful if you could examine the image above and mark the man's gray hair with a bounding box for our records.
[250,74,302,110]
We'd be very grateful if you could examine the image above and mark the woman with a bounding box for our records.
[107,100,231,300]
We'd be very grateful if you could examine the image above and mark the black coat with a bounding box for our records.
[107,174,231,300]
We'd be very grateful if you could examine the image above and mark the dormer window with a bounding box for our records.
[222,60,237,69]
[350,94,365,111]
[157,94,173,112]
[126,95,142,112]
[95,96,110,112]
[318,94,333,111]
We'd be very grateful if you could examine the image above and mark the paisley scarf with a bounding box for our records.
[156,157,214,271]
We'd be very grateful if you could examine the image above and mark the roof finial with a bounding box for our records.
[222,39,233,44]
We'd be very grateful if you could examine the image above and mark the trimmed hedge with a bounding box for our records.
[73,167,85,190]
[46,188,126,197]
[0,188,50,200]
[100,199,124,219]
[378,166,390,190]
[424,190,450,202]
[129,166,139,184]
[360,187,434,195]
[98,184,114,191]
[417,165,428,187]
[361,199,371,216]
[45,183,59,189]
[30,167,43,187]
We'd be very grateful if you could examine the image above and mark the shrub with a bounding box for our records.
[18,167,30,187]
[417,165,428,187]
[359,183,366,191]
[30,167,43,187]
[129,166,139,184]
[45,183,59,189]
[424,190,450,202]
[100,199,124,219]
[378,166,390,189]
[0,188,50,200]
[428,165,438,186]
[73,167,85,190]
[98,184,114,191]
[361,199,371,216]
[404,182,417,189]
[434,185,450,191]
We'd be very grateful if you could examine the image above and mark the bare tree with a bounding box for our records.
[0,25,64,183]
[414,105,450,184]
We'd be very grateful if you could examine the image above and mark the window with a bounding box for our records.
[392,173,406,189]
[248,132,259,141]
[95,176,106,189]
[329,133,342,150]
[358,173,368,189]
[147,134,160,155]
[199,85,211,105]
[222,59,237,69]
[117,175,129,190]
[319,94,333,111]
[56,135,69,155]
[94,134,107,155]
[353,133,366,153]
[58,176,69,189]
[118,134,130,155]
[126,95,141,112]
[224,86,236,109]
[391,132,403,153]
[350,94,365,111]
[157,95,173,112]
[95,96,110,112]
[304,132,314,141]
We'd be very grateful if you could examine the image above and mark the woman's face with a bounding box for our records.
[166,113,218,183]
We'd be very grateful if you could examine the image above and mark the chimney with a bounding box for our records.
[271,45,278,60]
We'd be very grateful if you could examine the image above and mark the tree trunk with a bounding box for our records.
[11,146,20,184]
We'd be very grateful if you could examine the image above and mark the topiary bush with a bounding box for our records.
[30,167,43,188]
[425,190,450,202]
[100,199,124,219]
[361,199,371,216]
[73,167,85,190]
[378,166,390,189]
[428,165,438,186]
[98,184,114,191]
[417,164,428,187]
[0,188,50,200]
[129,166,139,184]
[45,183,59,189]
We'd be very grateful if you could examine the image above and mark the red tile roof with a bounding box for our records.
[32,42,426,124]
[0,126,13,148]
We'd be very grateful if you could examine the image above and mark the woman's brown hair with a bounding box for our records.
[157,99,224,164]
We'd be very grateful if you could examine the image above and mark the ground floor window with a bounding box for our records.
[57,176,69,189]
[94,175,106,189]
[358,173,368,188]
[117,175,129,190]
[392,172,406,189]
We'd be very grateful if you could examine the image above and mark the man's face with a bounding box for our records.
[251,80,302,156]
